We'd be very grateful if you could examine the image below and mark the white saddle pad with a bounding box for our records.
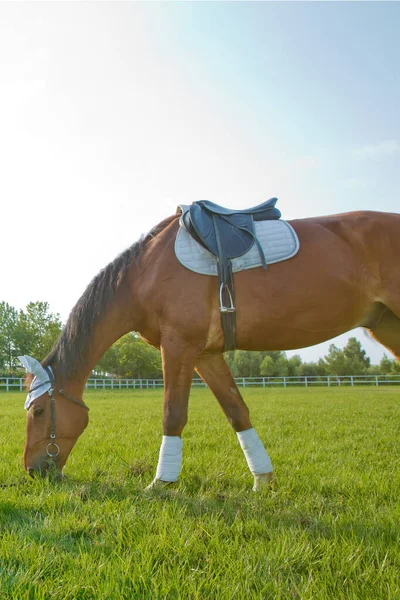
[175,219,300,276]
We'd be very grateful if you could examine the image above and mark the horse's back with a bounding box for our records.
[290,210,400,263]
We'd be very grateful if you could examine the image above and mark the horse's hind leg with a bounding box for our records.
[195,353,273,491]
[367,306,400,363]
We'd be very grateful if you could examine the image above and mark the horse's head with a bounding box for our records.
[19,356,89,478]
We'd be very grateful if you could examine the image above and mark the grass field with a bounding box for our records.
[0,387,399,599]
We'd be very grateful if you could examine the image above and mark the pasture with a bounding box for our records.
[0,387,399,599]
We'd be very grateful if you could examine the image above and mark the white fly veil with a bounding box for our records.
[18,355,54,409]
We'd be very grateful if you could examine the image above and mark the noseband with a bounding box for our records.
[28,374,89,467]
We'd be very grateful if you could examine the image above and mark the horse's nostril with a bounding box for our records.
[27,467,35,477]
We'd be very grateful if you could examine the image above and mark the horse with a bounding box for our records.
[19,204,400,490]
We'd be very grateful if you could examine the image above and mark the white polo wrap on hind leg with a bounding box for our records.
[237,428,272,474]
[155,436,183,482]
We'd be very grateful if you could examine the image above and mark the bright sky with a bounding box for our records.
[1,2,399,364]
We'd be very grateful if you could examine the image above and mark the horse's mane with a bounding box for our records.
[43,215,175,379]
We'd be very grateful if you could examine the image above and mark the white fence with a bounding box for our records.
[2,374,400,392]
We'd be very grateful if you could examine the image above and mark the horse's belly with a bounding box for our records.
[232,256,369,352]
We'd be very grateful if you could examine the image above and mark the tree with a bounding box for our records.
[0,302,19,370]
[391,360,400,374]
[379,354,392,374]
[343,337,370,371]
[299,359,328,377]
[259,356,275,377]
[323,344,346,375]
[324,337,370,376]
[14,302,62,360]
[227,351,268,377]
[260,352,289,377]
[287,354,302,377]
[379,353,400,374]
[96,332,162,378]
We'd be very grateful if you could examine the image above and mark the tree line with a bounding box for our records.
[0,301,62,374]
[1,300,399,379]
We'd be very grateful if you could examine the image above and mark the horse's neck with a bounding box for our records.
[85,310,136,378]
[51,218,177,397]
[56,274,143,398]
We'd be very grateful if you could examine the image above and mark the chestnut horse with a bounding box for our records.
[21,208,400,490]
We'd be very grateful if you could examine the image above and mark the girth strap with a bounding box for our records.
[213,214,236,352]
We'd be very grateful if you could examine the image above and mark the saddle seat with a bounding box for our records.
[195,197,280,218]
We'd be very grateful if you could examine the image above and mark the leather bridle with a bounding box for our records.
[28,372,89,468]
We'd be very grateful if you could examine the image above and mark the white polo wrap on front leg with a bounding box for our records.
[155,436,183,482]
[237,428,272,474]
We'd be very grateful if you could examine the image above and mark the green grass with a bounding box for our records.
[0,387,399,599]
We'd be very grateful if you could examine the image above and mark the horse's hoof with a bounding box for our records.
[144,478,175,491]
[252,472,274,492]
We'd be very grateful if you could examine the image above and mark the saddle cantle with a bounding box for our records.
[178,198,282,352]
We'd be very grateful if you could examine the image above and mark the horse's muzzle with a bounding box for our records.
[27,462,63,480]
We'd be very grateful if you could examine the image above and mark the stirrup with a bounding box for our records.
[219,283,235,313]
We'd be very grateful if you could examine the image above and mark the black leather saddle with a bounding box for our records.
[181,198,280,261]
[179,198,281,352]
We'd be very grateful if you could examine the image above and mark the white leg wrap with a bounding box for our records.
[237,428,273,474]
[155,436,183,482]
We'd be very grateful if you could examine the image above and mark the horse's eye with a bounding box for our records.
[33,407,45,418]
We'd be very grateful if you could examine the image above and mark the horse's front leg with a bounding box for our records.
[195,353,273,491]
[146,340,197,489]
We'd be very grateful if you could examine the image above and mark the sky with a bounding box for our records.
[0,1,399,365]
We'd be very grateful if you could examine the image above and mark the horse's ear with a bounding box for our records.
[18,356,53,409]
[18,355,47,380]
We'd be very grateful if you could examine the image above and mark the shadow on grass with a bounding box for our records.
[1,468,398,557]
